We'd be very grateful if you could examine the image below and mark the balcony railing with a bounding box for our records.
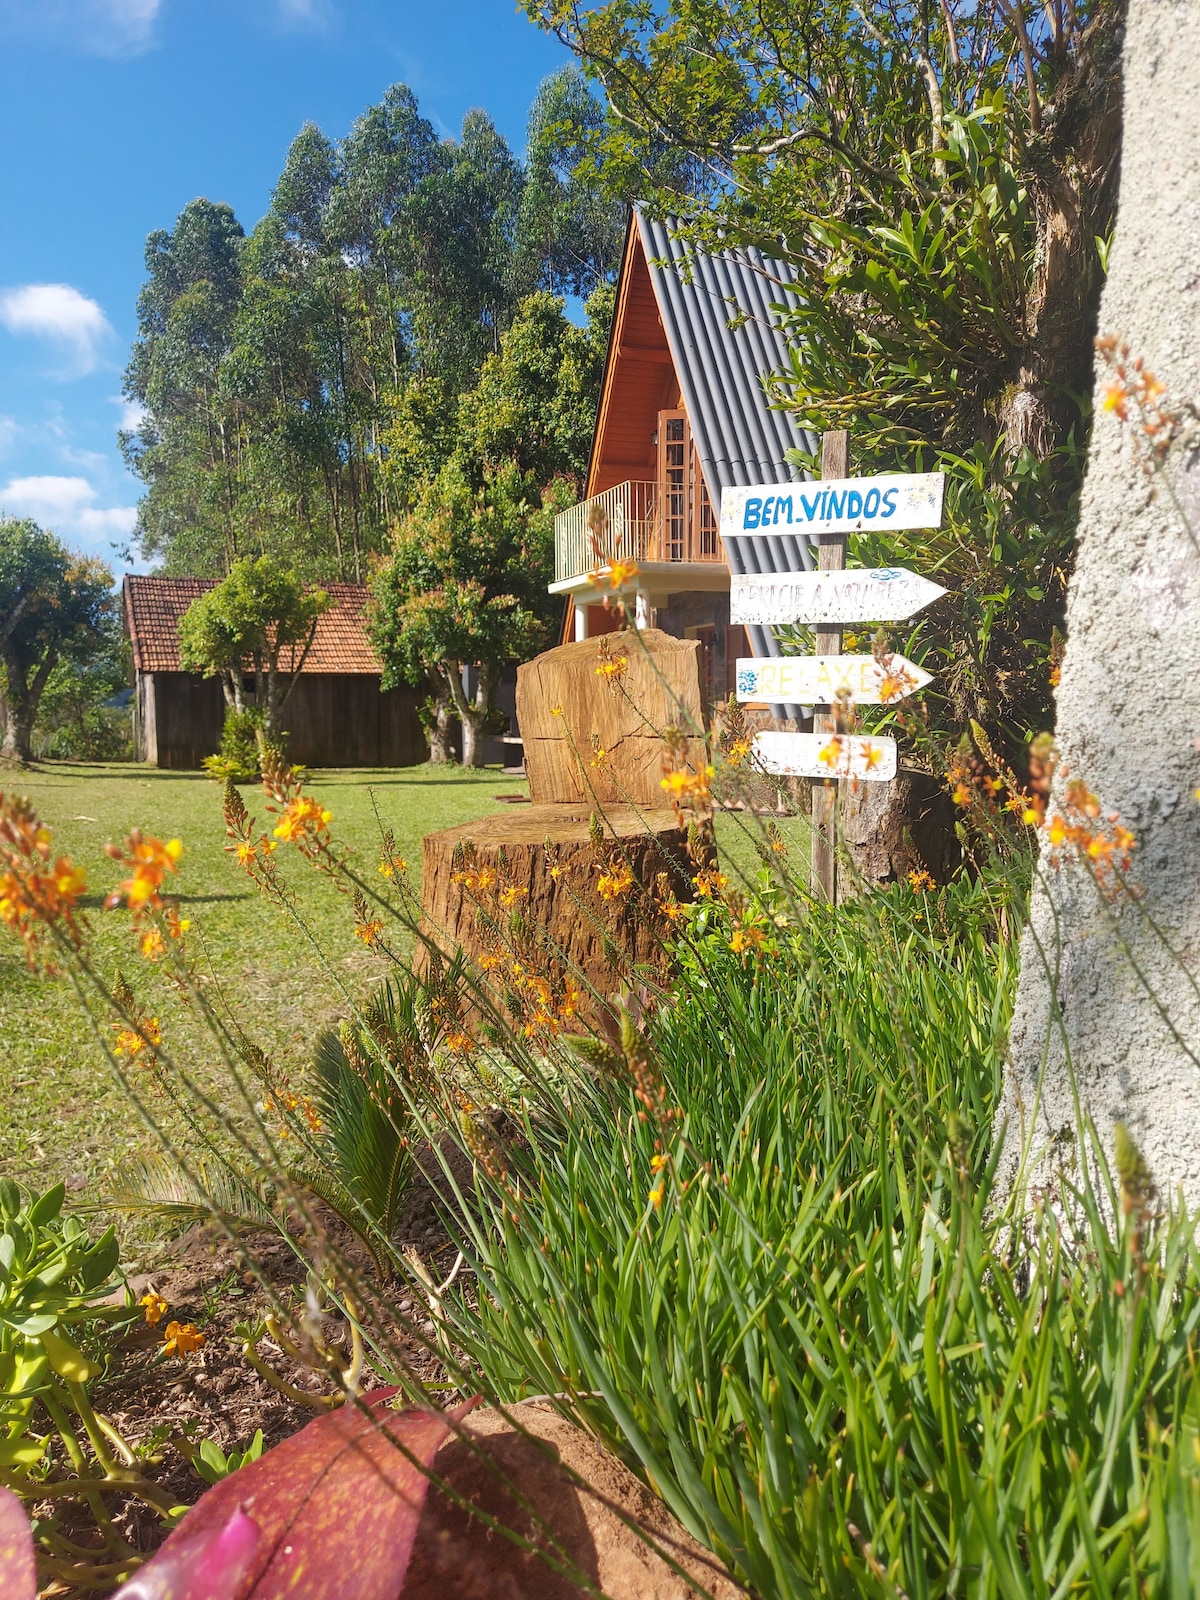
[554,480,725,585]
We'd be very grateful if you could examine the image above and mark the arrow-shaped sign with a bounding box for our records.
[721,473,944,539]
[736,654,932,706]
[729,568,946,627]
[753,731,897,782]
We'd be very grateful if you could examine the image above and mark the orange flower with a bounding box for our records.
[606,558,639,589]
[139,927,166,961]
[140,1291,169,1326]
[648,1183,664,1209]
[596,862,634,900]
[106,833,182,913]
[354,917,385,947]
[113,1016,162,1064]
[1101,379,1129,421]
[691,868,729,900]
[595,653,628,685]
[498,884,528,910]
[162,1320,205,1359]
[907,869,935,892]
[272,796,332,845]
[443,1030,474,1054]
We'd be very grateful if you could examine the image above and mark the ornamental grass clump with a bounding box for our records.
[431,888,1200,1597]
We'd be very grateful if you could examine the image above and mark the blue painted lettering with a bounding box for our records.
[881,487,898,517]
[774,495,793,525]
[826,490,846,520]
[864,487,881,517]
[847,491,862,518]
[743,498,763,529]
[800,492,821,520]
[762,495,775,524]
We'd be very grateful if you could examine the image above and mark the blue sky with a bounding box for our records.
[0,0,569,573]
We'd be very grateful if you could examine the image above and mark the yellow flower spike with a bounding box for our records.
[648,1183,664,1209]
[650,1153,669,1174]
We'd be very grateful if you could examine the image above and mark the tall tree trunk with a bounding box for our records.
[425,688,454,765]
[1,698,33,764]
[998,0,1200,1209]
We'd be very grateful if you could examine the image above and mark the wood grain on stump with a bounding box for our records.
[421,804,703,1009]
[518,629,706,806]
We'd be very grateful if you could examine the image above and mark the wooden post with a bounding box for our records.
[810,430,849,901]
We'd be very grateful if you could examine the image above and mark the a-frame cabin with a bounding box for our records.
[550,209,817,716]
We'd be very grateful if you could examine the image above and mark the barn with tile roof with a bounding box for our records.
[123,576,425,769]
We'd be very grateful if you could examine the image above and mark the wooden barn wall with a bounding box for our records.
[146,672,425,769]
[282,675,426,768]
[150,673,224,769]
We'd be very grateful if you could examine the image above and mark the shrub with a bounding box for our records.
[0,1178,180,1587]
[203,708,265,784]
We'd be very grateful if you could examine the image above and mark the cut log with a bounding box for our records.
[517,629,707,807]
[420,804,709,1012]
[836,766,960,894]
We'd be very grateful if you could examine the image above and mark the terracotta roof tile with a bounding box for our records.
[123,576,383,676]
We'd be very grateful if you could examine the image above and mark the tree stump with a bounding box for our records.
[837,766,960,894]
[421,804,706,1012]
[418,630,713,1018]
[518,629,706,806]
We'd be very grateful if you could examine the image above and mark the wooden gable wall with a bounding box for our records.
[588,222,683,496]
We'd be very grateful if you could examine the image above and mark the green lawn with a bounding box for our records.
[0,760,528,1197]
[0,760,802,1201]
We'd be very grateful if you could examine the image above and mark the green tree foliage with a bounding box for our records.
[33,628,131,763]
[177,557,330,744]
[514,65,625,299]
[0,520,117,765]
[525,0,1125,765]
[122,78,622,585]
[371,288,610,764]
[370,465,562,768]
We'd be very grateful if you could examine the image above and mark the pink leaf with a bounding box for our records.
[114,1507,260,1600]
[0,1486,37,1600]
[121,1393,466,1600]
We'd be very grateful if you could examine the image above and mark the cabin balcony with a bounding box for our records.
[550,480,729,608]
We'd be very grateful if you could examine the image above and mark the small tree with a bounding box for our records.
[178,557,330,746]
[370,467,558,767]
[0,519,116,765]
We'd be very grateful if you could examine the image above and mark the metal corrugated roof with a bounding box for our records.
[637,212,816,712]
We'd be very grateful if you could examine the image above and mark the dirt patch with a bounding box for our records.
[39,1197,459,1591]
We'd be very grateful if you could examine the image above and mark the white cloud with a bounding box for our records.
[0,0,163,56]
[114,397,148,434]
[0,475,137,546]
[0,285,114,378]
[276,0,333,27]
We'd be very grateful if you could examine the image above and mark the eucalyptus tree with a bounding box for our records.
[122,198,247,575]
[514,65,625,299]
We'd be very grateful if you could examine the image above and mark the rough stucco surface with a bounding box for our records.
[999,0,1200,1207]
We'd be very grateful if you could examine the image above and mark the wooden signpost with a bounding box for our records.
[729,569,946,627]
[724,431,946,901]
[735,654,932,706]
[754,730,898,781]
